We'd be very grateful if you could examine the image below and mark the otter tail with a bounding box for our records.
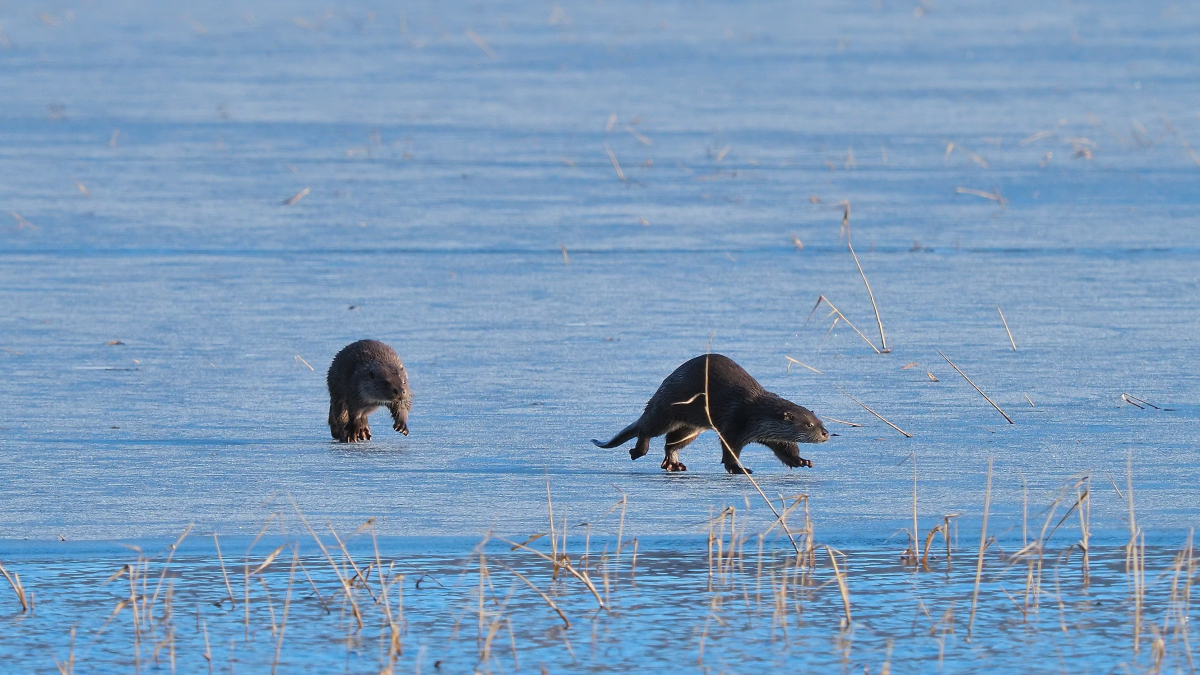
[591,421,639,449]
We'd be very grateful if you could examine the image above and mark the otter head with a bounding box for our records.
[752,396,829,445]
[356,361,410,409]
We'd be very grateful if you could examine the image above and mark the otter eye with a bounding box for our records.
[806,422,813,428]
[783,412,793,422]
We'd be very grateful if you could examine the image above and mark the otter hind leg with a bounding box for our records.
[630,435,651,461]
[329,399,351,442]
[661,427,700,471]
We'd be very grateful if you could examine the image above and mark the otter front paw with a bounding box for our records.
[797,458,813,468]
[393,420,409,436]
[342,424,371,443]
[661,460,688,472]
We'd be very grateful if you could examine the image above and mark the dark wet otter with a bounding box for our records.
[327,340,411,443]
[592,354,829,473]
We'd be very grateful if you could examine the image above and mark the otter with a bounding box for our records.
[592,354,829,473]
[327,340,411,443]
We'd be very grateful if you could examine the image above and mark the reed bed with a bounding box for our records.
[0,464,1194,672]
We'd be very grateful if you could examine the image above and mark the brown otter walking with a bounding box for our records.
[327,340,411,443]
[592,354,829,473]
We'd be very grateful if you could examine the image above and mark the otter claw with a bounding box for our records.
[798,458,813,468]
[660,460,687,472]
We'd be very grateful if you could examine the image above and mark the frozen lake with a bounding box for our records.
[1,0,1199,670]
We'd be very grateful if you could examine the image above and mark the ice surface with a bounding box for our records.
[1,0,1199,668]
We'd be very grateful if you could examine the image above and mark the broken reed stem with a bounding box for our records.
[937,350,1013,424]
[804,296,881,354]
[826,546,852,626]
[702,352,802,557]
[847,240,888,351]
[833,384,912,438]
[997,307,1017,351]
[968,456,994,638]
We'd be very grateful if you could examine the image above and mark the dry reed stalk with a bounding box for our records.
[1158,113,1200,168]
[784,356,822,374]
[148,524,193,627]
[0,560,28,612]
[325,520,378,602]
[259,577,278,636]
[700,353,802,556]
[967,456,994,638]
[819,316,841,353]
[294,355,314,371]
[545,477,560,580]
[296,558,330,612]
[288,497,363,629]
[1076,476,1091,585]
[825,546,852,626]
[1126,453,1137,571]
[847,240,888,351]
[907,454,919,566]
[560,243,569,265]
[496,562,568,628]
[201,618,211,672]
[464,29,497,59]
[804,295,881,353]
[937,350,1013,424]
[997,307,1017,351]
[955,186,1005,209]
[270,549,298,674]
[10,212,35,230]
[282,187,310,206]
[824,416,861,427]
[1121,393,1160,410]
[604,142,625,182]
[213,534,236,608]
[921,515,958,570]
[625,126,652,146]
[500,536,606,609]
[833,384,912,437]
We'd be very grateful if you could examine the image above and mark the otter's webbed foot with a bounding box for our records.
[724,464,753,475]
[341,423,371,443]
[660,459,687,472]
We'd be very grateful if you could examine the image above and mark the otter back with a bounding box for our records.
[591,354,829,473]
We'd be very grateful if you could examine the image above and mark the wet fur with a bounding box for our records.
[327,340,412,443]
[592,354,828,473]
